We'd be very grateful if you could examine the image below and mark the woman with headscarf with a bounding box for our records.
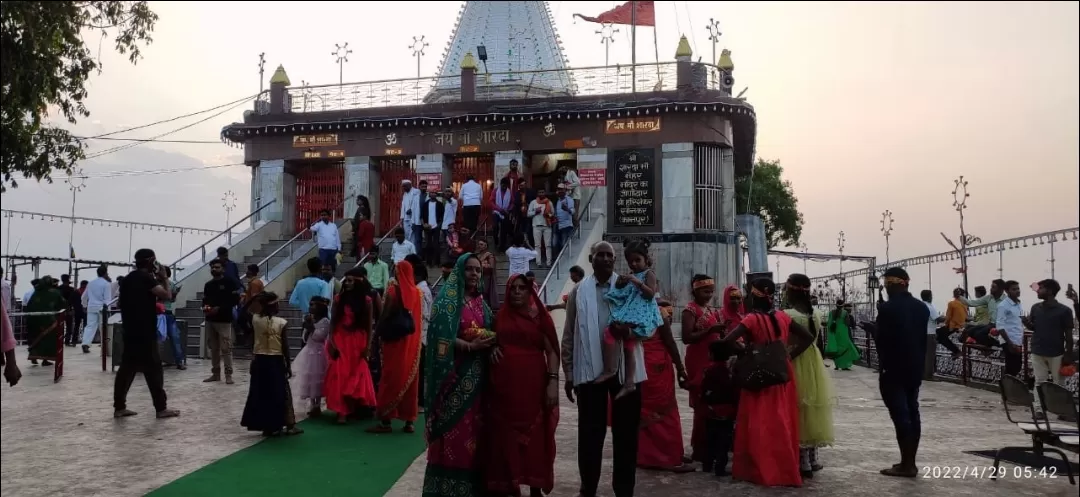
[636,297,693,473]
[26,276,66,371]
[367,261,424,434]
[240,291,303,436]
[422,253,495,496]
[720,277,814,487]
[483,273,560,496]
[782,274,835,478]
[325,267,378,424]
[825,300,861,370]
[680,276,736,461]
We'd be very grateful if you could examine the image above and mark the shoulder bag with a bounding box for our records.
[376,283,415,342]
[735,312,790,391]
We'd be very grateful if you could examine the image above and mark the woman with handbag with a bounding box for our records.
[719,277,814,487]
[366,261,424,434]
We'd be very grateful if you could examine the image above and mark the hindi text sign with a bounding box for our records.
[417,173,442,192]
[292,134,339,147]
[578,168,607,187]
[612,148,656,228]
[604,117,662,135]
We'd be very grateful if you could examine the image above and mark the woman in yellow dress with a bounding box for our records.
[782,274,834,479]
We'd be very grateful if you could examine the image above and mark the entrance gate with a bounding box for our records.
[450,155,495,226]
[378,158,417,234]
[294,163,345,237]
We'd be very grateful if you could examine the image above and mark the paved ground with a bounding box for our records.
[2,339,1077,497]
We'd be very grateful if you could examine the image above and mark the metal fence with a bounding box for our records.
[262,61,727,114]
[8,305,114,380]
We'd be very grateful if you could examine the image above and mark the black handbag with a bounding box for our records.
[735,313,790,391]
[375,284,415,342]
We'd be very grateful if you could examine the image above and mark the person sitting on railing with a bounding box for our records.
[937,288,966,359]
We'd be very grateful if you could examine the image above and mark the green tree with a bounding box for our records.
[735,158,805,249]
[1,1,158,191]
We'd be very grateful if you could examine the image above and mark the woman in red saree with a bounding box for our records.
[720,277,813,487]
[681,276,737,461]
[636,299,693,472]
[324,268,377,424]
[367,261,424,434]
[484,274,560,496]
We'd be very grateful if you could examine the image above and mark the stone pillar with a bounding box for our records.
[345,156,372,218]
[576,148,607,217]
[460,52,478,103]
[256,159,286,223]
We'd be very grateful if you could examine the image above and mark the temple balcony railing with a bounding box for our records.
[255,61,732,115]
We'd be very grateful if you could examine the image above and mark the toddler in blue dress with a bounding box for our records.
[597,239,663,399]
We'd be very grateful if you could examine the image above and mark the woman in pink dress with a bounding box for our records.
[636,299,693,472]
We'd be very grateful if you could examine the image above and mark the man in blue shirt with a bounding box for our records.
[995,280,1025,377]
[289,257,333,316]
[552,183,576,257]
[873,267,929,478]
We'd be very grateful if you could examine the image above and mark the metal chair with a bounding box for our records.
[991,375,1073,482]
[1035,382,1079,484]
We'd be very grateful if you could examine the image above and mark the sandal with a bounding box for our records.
[366,423,393,434]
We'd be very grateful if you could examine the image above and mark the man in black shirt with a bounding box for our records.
[1024,279,1075,386]
[873,267,929,478]
[114,248,179,419]
[203,259,241,384]
[58,274,84,346]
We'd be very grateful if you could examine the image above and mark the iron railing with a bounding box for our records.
[255,195,355,280]
[350,220,404,271]
[538,189,597,304]
[169,200,277,278]
[258,62,728,114]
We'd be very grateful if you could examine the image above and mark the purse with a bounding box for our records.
[375,284,415,342]
[735,313,790,391]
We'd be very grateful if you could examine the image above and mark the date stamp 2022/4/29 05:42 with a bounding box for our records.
[921,465,1059,480]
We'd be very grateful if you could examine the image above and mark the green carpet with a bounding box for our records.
[147,415,426,497]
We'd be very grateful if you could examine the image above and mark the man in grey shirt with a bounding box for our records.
[1024,279,1075,386]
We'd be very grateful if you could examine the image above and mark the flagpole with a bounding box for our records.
[631,0,637,93]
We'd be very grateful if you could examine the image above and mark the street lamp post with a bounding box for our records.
[332,42,352,85]
[880,210,894,264]
[837,231,847,299]
[706,18,722,65]
[222,190,237,244]
[65,169,85,276]
[950,176,977,294]
[799,243,808,274]
[595,22,619,66]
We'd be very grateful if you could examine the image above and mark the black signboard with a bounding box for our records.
[612,148,656,227]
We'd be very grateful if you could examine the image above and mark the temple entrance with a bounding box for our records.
[294,162,346,237]
[377,157,417,234]
[526,151,577,193]
[450,154,495,229]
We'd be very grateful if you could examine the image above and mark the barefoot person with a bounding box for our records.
[114,249,179,419]
[873,267,930,477]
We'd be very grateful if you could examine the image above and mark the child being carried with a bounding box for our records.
[596,239,663,399]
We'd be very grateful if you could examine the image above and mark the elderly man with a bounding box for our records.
[561,241,647,497]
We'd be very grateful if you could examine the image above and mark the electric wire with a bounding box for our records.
[85,92,260,139]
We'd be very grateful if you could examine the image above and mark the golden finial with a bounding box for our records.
[674,35,693,58]
[718,49,734,71]
[460,51,478,70]
[269,65,291,86]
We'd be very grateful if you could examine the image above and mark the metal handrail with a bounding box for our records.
[256,195,355,278]
[430,214,490,289]
[169,200,277,273]
[539,189,597,303]
[350,220,404,270]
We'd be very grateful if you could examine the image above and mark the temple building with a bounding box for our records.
[220,0,759,305]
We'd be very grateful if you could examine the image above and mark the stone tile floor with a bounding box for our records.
[2,343,1078,497]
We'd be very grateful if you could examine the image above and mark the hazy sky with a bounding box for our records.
[2,1,1077,304]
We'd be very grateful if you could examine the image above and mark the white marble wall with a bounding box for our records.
[661,143,694,233]
[611,240,740,309]
[577,148,607,216]
[256,159,285,223]
[345,157,371,218]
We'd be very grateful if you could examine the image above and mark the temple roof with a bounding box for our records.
[425,1,574,103]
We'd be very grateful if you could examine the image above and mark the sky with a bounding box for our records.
[1,0,1078,306]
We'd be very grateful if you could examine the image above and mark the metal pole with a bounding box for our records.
[128,224,134,261]
[630,1,637,93]
[952,176,972,294]
[258,52,266,94]
[65,170,85,277]
[998,249,1003,279]
[1049,240,1056,279]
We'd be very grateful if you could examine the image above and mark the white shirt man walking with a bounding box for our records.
[561,241,646,497]
[81,266,113,353]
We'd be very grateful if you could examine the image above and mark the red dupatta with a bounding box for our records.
[374,261,424,421]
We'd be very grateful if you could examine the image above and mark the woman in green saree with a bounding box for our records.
[422,253,495,497]
[825,301,860,370]
[26,277,66,375]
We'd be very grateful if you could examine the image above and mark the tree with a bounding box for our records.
[1,1,158,192]
[735,158,805,249]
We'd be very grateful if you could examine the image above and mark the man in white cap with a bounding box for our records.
[400,179,421,246]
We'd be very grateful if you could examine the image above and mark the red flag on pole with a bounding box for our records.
[575,1,656,27]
